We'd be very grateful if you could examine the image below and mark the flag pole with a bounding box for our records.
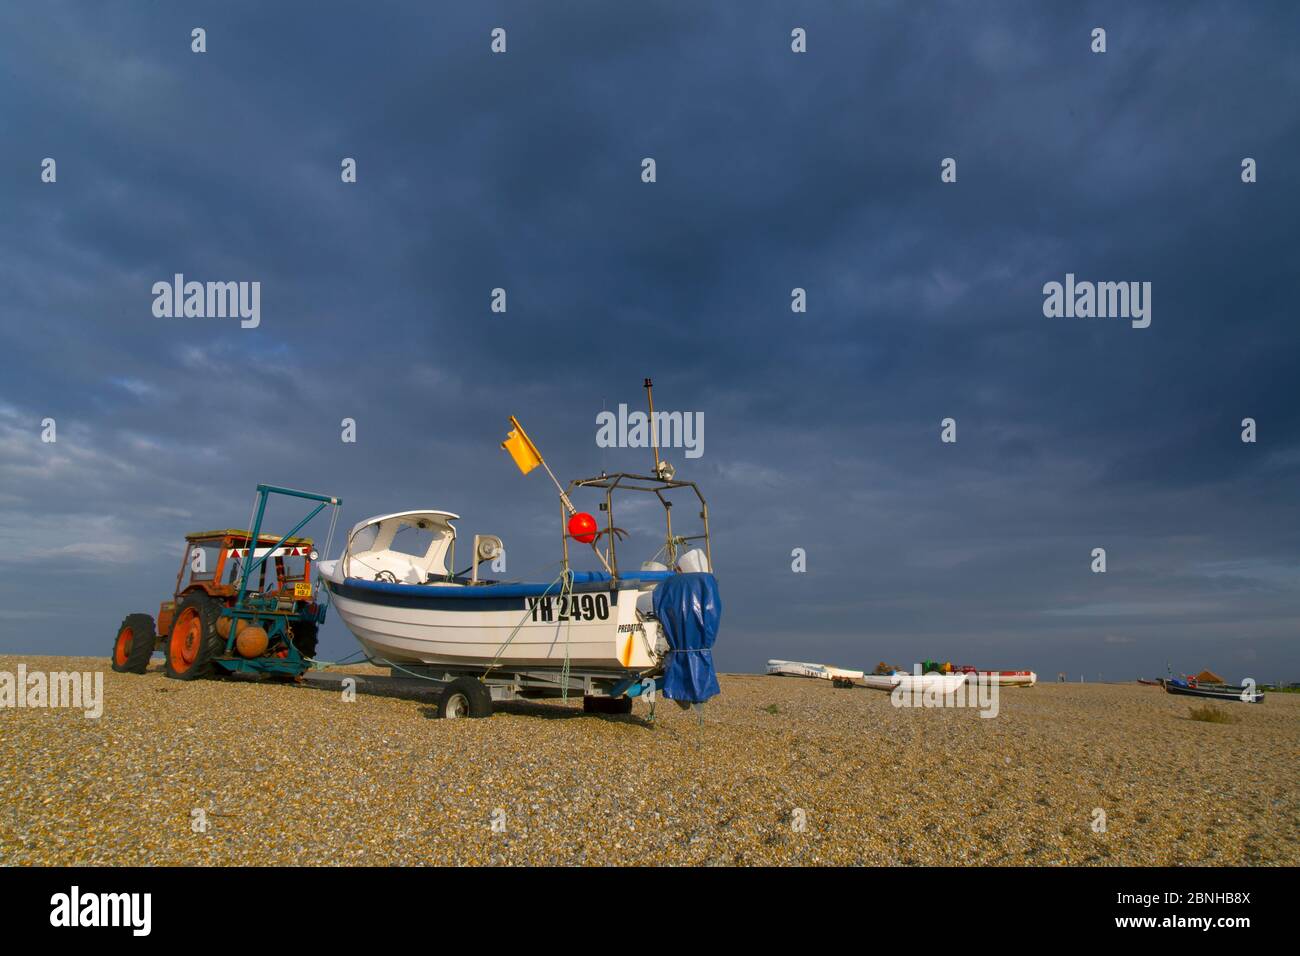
[507,416,611,574]
[540,458,577,516]
[543,453,611,573]
[510,416,575,515]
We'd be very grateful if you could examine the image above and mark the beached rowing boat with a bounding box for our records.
[1164,677,1263,703]
[984,670,1036,687]
[954,666,1037,686]
[859,671,969,693]
[766,660,865,682]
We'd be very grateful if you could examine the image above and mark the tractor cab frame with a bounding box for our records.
[112,484,342,681]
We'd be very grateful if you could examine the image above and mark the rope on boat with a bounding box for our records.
[646,535,690,571]
[559,571,574,703]
[304,648,369,669]
[309,650,470,684]
[480,567,573,683]
[378,656,453,683]
[311,504,342,619]
[320,506,339,568]
[243,493,259,551]
[227,492,261,587]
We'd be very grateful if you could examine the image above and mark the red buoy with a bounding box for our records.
[568,512,598,544]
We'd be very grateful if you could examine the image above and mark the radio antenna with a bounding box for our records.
[644,377,661,476]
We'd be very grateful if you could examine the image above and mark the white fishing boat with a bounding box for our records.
[317,385,722,712]
[318,506,707,672]
[766,660,865,682]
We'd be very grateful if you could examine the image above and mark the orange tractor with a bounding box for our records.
[111,484,340,680]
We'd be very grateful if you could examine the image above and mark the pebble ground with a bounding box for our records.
[2,655,1296,865]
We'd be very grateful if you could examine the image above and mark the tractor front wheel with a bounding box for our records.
[164,594,223,681]
[111,613,156,674]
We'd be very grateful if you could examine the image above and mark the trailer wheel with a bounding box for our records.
[583,695,633,715]
[164,593,223,681]
[438,677,492,719]
[111,613,156,674]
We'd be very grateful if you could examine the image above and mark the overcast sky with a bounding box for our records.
[1,1,1297,680]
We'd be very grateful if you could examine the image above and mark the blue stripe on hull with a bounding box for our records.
[327,576,626,612]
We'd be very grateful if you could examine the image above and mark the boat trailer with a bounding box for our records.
[303,662,663,718]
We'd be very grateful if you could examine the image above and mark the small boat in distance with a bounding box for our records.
[859,671,969,693]
[983,670,1036,687]
[1164,677,1263,704]
[954,665,1036,687]
[766,660,865,682]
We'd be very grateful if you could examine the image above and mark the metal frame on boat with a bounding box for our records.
[561,471,711,576]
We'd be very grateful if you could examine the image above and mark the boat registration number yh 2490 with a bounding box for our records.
[526,593,611,622]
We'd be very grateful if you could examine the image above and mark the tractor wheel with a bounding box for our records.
[290,621,319,660]
[164,593,224,681]
[111,613,156,674]
[438,677,493,719]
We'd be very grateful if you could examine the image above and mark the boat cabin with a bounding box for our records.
[341,511,459,584]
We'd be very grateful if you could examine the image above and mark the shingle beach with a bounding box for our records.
[2,656,1296,866]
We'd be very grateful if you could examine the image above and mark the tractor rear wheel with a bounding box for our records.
[164,593,223,680]
[111,613,156,674]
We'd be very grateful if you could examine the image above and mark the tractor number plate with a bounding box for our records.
[294,582,312,599]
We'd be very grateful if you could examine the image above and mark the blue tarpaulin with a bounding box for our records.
[652,572,722,703]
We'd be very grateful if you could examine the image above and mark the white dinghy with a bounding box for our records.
[859,671,970,693]
[766,660,865,682]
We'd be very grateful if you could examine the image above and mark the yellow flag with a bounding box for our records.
[501,416,542,475]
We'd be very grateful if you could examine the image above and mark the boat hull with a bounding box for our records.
[860,673,970,693]
[983,670,1036,687]
[1164,680,1263,703]
[766,660,864,681]
[322,567,662,673]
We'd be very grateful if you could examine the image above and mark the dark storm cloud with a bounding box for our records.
[1,1,1298,680]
